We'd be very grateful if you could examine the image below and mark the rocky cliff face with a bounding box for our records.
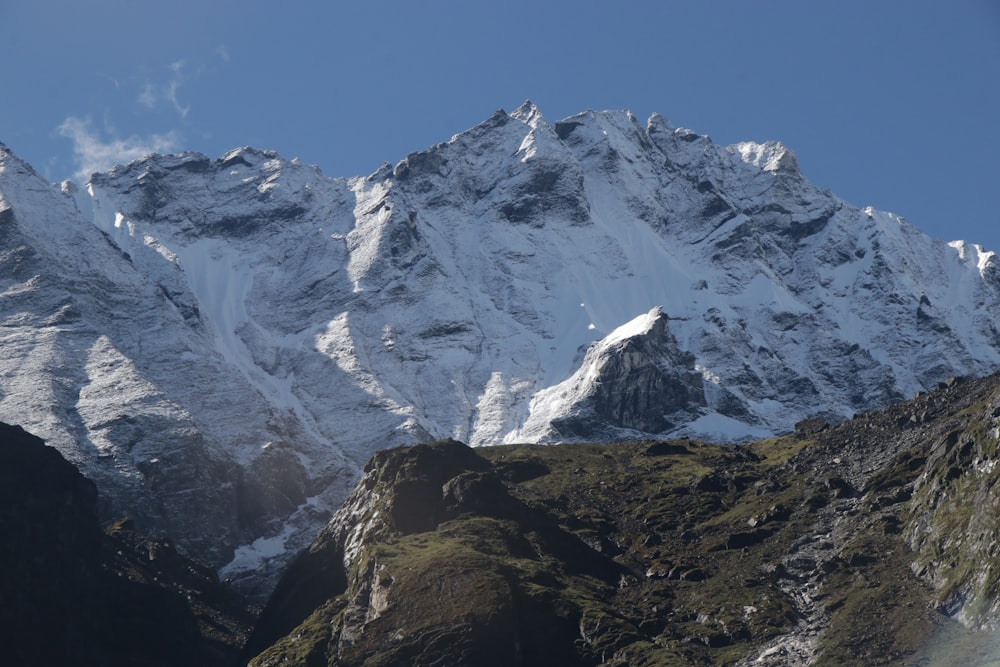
[2,102,1000,592]
[244,374,1000,666]
[0,422,255,666]
[903,389,1000,630]
[242,439,635,666]
[517,307,709,441]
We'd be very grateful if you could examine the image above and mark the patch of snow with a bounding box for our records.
[676,413,775,443]
[219,522,298,580]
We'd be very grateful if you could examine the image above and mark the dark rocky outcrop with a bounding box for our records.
[588,312,705,432]
[0,422,255,667]
[242,440,629,666]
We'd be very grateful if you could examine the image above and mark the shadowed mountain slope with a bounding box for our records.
[0,422,256,666]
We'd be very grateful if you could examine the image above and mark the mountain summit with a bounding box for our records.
[2,106,999,591]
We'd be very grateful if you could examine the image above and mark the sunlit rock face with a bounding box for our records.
[515,307,708,441]
[2,101,999,593]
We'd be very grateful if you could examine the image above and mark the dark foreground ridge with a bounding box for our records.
[0,422,256,667]
[10,372,1000,665]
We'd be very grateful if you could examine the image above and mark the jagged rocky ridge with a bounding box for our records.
[2,102,1000,591]
[244,373,1000,666]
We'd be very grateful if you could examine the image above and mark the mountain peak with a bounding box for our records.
[732,140,800,173]
[218,146,283,168]
[0,142,41,180]
[603,306,668,346]
[3,103,1000,598]
[511,99,549,131]
[514,307,705,442]
[646,112,674,132]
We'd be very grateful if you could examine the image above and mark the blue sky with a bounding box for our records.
[3,0,999,251]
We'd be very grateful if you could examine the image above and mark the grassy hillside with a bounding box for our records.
[247,374,1000,665]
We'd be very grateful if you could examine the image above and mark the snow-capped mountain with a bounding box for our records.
[2,101,998,589]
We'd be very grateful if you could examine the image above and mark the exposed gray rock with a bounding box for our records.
[519,308,706,441]
[3,103,1000,596]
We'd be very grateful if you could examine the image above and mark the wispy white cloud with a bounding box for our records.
[167,61,190,117]
[57,116,179,181]
[217,45,230,62]
[136,60,190,118]
[137,82,157,109]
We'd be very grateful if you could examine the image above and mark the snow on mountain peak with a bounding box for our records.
[646,112,674,131]
[950,239,998,278]
[511,99,545,125]
[732,140,800,173]
[2,104,1000,594]
[513,305,705,443]
[603,306,667,346]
